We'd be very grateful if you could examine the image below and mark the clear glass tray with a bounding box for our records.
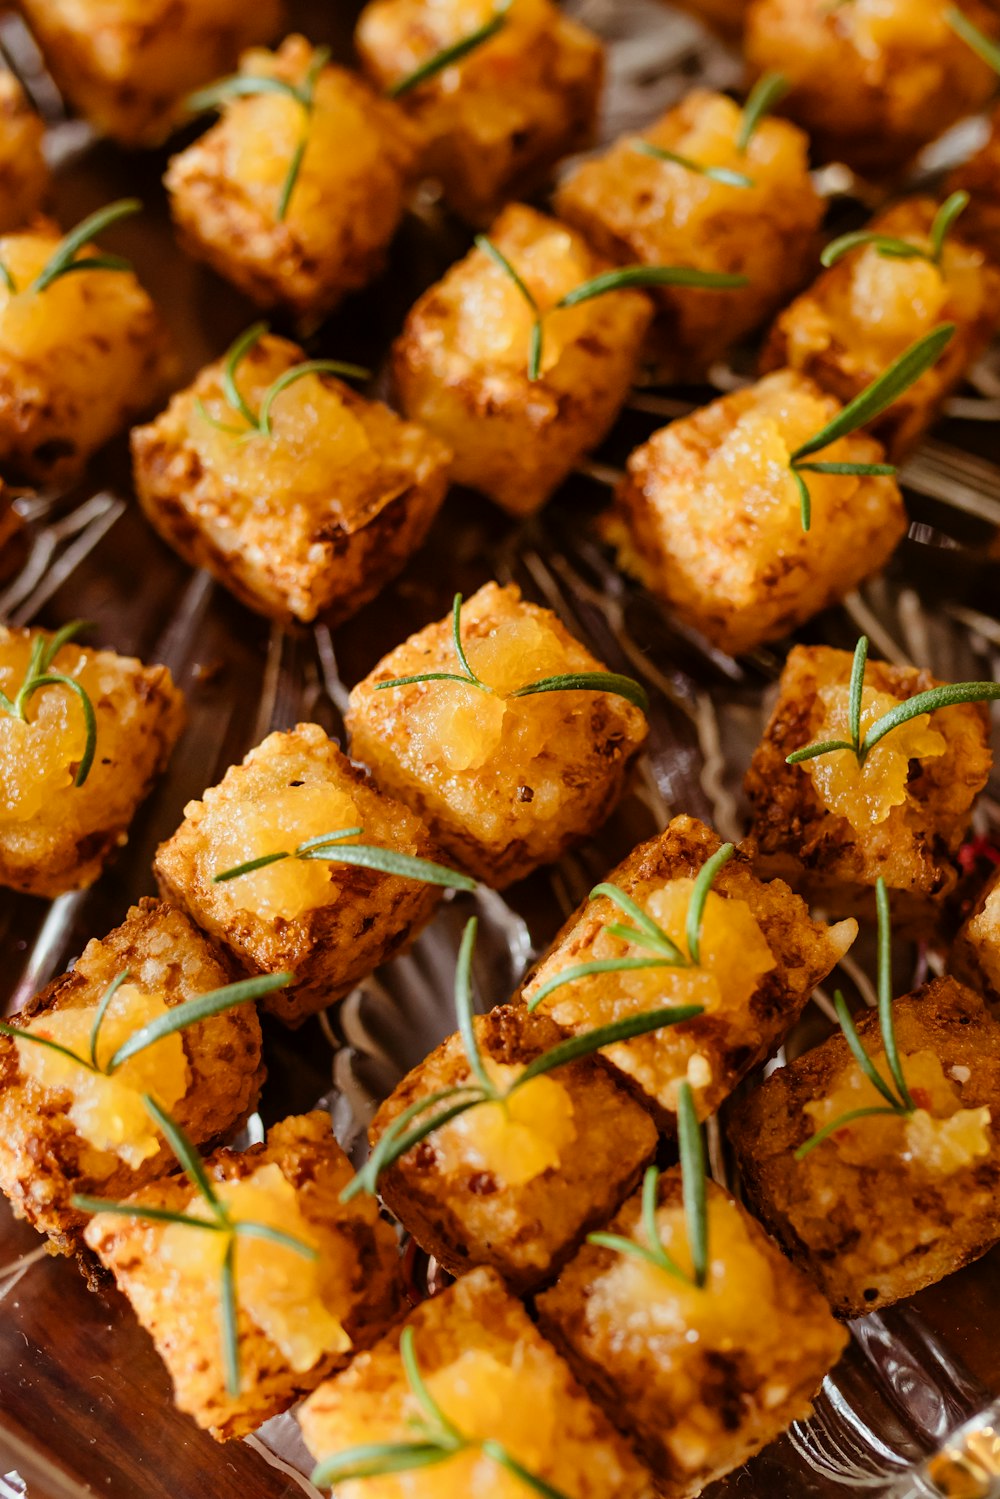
[1,3,999,1497]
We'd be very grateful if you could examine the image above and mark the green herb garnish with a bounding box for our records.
[588,1082,708,1286]
[73,1096,317,1397]
[1,969,292,1076]
[311,1323,569,1496]
[375,592,649,711]
[388,0,512,98]
[197,322,369,440]
[527,843,735,1011]
[796,879,918,1158]
[187,47,330,220]
[945,6,1000,72]
[786,633,1000,769]
[475,236,747,381]
[821,192,970,270]
[0,621,97,787]
[0,198,140,298]
[736,72,790,152]
[787,323,955,530]
[213,823,477,890]
[631,140,754,190]
[340,916,703,1202]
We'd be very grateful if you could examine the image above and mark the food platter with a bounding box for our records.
[1,0,999,1496]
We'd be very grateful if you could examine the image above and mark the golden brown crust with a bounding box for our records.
[300,1266,657,1499]
[0,898,264,1259]
[538,1173,848,1496]
[519,815,855,1126]
[951,865,1000,1002]
[84,1111,401,1440]
[744,645,993,926]
[728,976,1000,1316]
[761,198,1000,461]
[370,1004,658,1294]
[154,724,446,1026]
[131,332,451,626]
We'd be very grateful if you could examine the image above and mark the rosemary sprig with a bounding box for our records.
[0,621,97,787]
[0,199,141,298]
[587,1082,707,1285]
[631,139,754,189]
[786,633,1000,769]
[213,823,477,891]
[945,6,1000,73]
[187,47,330,220]
[527,844,735,1011]
[736,72,790,152]
[474,235,747,380]
[375,592,649,711]
[821,192,970,269]
[341,917,703,1201]
[197,322,369,440]
[787,323,955,530]
[795,879,916,1160]
[73,1096,317,1397]
[387,0,512,97]
[1,969,292,1077]
[311,1324,571,1496]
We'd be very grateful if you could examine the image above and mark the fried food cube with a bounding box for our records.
[14,0,284,146]
[537,1173,847,1496]
[952,866,1000,1002]
[355,0,604,227]
[165,35,418,320]
[0,68,47,233]
[0,216,176,487]
[610,369,907,657]
[762,197,1000,461]
[131,331,451,626]
[300,1266,656,1499]
[520,816,856,1127]
[744,644,993,926]
[744,0,999,177]
[555,89,822,378]
[83,1111,401,1440]
[947,107,1000,264]
[0,624,185,897]
[155,723,452,1027]
[0,898,264,1258]
[729,976,1000,1316]
[346,582,649,886]
[392,203,653,516]
[368,1004,658,1293]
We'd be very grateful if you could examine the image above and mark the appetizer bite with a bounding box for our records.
[744,0,999,176]
[355,0,604,227]
[744,637,997,926]
[951,865,1000,1002]
[538,1087,847,1496]
[520,816,856,1126]
[154,723,475,1027]
[0,899,269,1258]
[730,883,1000,1316]
[392,203,662,517]
[945,14,1000,260]
[762,195,1000,460]
[302,1266,655,1499]
[345,583,649,886]
[609,365,909,657]
[166,35,418,321]
[13,0,284,146]
[131,325,451,627]
[0,621,185,898]
[347,919,685,1293]
[554,81,822,377]
[0,200,176,488]
[0,67,47,233]
[82,1109,400,1440]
